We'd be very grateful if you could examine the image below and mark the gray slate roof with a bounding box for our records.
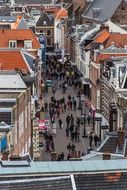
[0,176,73,190]
[82,0,122,22]
[36,13,54,26]
[15,0,53,5]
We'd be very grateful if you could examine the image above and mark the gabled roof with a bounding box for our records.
[36,13,54,26]
[105,33,127,48]
[55,8,68,19]
[0,49,31,72]
[0,29,40,49]
[82,0,122,22]
[11,16,28,29]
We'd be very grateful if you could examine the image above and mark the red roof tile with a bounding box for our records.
[96,53,127,64]
[105,33,127,48]
[0,29,40,49]
[94,30,110,43]
[0,50,29,72]
[55,8,68,19]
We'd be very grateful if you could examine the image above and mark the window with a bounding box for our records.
[40,30,43,33]
[47,30,51,36]
[24,40,32,49]
[9,40,17,48]
[47,38,51,46]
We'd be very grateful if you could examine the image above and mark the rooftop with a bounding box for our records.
[0,71,27,89]
[0,159,127,176]
[82,0,122,22]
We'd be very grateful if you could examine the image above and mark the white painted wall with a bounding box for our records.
[105,20,127,34]
[54,19,62,48]
[75,41,90,79]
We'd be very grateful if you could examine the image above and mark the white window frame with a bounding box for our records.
[9,40,17,48]
[24,40,32,49]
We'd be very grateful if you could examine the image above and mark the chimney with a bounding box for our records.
[103,153,111,160]
[118,128,125,150]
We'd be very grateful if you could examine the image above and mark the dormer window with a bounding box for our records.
[9,40,17,48]
[24,40,32,49]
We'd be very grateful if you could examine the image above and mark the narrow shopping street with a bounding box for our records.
[39,60,97,161]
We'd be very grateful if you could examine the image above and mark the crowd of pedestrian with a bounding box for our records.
[41,56,99,160]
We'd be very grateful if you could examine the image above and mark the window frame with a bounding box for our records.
[24,40,32,49]
[9,40,17,48]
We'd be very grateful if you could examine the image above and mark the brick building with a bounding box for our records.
[0,71,32,157]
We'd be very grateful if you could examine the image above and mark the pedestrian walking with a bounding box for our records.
[87,115,91,125]
[70,114,74,124]
[70,123,74,135]
[70,100,72,110]
[76,117,80,127]
[66,127,69,137]
[94,134,99,147]
[73,99,77,110]
[66,114,71,128]
[68,94,71,101]
[67,143,72,153]
[89,132,93,149]
[58,118,63,129]
[71,144,76,156]
[64,103,66,112]
[60,152,64,160]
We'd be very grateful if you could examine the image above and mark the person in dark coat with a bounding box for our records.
[94,134,99,147]
[67,143,72,153]
[58,118,63,129]
[89,133,93,148]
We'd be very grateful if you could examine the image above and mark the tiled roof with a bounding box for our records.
[94,29,110,43]
[55,8,68,19]
[105,33,127,48]
[0,50,30,72]
[15,0,53,4]
[0,29,40,49]
[2,172,127,190]
[74,173,127,190]
[0,176,73,190]
[82,0,122,22]
[96,53,127,64]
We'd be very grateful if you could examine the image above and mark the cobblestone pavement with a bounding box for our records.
[39,79,95,161]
